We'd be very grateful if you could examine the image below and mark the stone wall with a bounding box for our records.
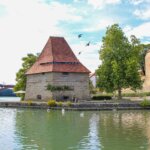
[25,72,90,101]
[25,73,53,101]
[143,50,150,91]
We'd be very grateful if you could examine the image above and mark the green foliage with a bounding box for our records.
[47,84,73,91]
[96,24,142,99]
[89,80,96,94]
[14,53,37,100]
[140,98,150,107]
[66,101,72,107]
[122,92,150,97]
[57,102,63,107]
[47,100,57,107]
[21,100,33,106]
[92,95,112,100]
[27,100,33,106]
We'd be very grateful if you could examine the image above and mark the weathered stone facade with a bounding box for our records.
[25,72,90,101]
[143,50,150,91]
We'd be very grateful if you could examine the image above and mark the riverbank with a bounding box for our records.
[0,100,150,111]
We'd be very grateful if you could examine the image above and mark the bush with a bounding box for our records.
[92,95,112,100]
[47,100,57,107]
[66,101,72,107]
[22,100,33,106]
[28,100,33,106]
[57,102,63,107]
[140,98,150,107]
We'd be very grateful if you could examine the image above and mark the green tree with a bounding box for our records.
[14,53,37,98]
[96,24,142,99]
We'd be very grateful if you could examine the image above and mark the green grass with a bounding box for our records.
[122,92,150,97]
[92,92,150,98]
[140,98,150,107]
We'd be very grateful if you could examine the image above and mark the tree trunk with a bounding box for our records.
[118,88,122,100]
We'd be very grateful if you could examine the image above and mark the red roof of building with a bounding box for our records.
[26,37,90,74]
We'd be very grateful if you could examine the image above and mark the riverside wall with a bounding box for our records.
[0,101,150,111]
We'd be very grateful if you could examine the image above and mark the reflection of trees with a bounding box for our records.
[99,111,149,150]
[15,110,89,150]
[13,110,150,150]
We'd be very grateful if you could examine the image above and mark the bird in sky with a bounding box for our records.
[78,51,82,55]
[78,34,83,38]
[86,41,90,46]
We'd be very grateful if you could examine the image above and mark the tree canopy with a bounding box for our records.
[96,24,142,99]
[14,53,37,97]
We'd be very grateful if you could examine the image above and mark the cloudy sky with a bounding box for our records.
[0,0,150,84]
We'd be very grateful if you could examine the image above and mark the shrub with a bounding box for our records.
[92,95,112,100]
[57,102,63,107]
[66,101,72,107]
[47,100,57,107]
[46,84,73,91]
[27,100,32,106]
[140,98,150,107]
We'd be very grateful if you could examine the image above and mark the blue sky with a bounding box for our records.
[0,0,150,84]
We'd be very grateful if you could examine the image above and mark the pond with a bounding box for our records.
[0,96,20,102]
[0,108,150,150]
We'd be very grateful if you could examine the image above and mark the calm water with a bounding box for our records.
[0,97,20,102]
[0,108,150,150]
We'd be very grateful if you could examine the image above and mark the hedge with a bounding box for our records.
[92,95,112,100]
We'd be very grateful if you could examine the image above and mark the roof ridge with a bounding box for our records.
[49,37,54,71]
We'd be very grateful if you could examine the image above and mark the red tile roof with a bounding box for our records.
[26,36,90,74]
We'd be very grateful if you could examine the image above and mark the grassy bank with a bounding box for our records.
[92,92,150,100]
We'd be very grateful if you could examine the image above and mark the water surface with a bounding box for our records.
[0,96,20,102]
[0,108,150,150]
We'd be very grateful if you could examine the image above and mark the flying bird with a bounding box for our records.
[78,51,82,55]
[78,34,83,38]
[86,41,90,46]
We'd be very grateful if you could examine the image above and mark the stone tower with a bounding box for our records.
[25,36,90,101]
[143,50,150,91]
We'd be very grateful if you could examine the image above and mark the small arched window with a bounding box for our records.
[37,95,42,99]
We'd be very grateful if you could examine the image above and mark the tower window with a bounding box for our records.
[37,95,42,99]
[62,72,69,75]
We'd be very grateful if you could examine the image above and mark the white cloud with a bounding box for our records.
[129,0,145,5]
[70,42,101,72]
[80,54,101,73]
[123,25,132,33]
[126,22,150,39]
[87,0,121,9]
[0,0,82,84]
[134,8,150,20]
[83,19,116,32]
[71,42,101,54]
[74,0,80,2]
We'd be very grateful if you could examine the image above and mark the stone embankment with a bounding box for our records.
[0,101,150,111]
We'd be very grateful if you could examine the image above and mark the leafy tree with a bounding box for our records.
[96,24,142,99]
[14,53,37,98]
